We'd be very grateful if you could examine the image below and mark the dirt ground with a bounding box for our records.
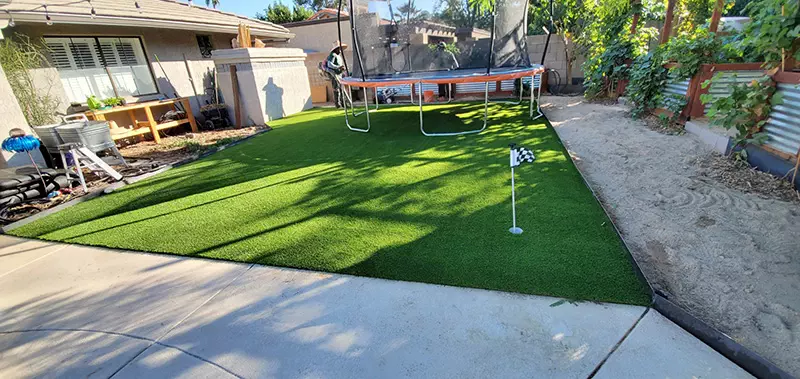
[0,127,267,225]
[119,126,268,164]
[542,96,800,376]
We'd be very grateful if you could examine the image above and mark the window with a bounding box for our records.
[197,35,214,58]
[45,36,158,103]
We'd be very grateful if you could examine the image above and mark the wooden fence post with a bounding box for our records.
[630,0,641,35]
[660,0,677,45]
[709,0,725,33]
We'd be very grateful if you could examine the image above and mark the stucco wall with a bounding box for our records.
[286,19,355,64]
[214,48,312,125]
[8,23,237,118]
[0,65,44,168]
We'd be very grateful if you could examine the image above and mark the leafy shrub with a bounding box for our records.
[583,40,634,98]
[662,28,723,79]
[701,75,782,157]
[741,0,799,69]
[0,36,58,126]
[625,49,668,118]
[659,93,689,127]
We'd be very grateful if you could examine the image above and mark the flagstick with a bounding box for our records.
[509,144,523,235]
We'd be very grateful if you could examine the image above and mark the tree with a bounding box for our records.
[256,3,314,24]
[434,0,492,29]
[394,0,430,22]
[294,0,338,11]
[528,0,593,84]
[206,0,220,8]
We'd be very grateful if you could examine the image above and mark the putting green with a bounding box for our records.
[10,103,651,305]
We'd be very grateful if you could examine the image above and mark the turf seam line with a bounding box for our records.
[0,245,67,279]
[107,264,255,379]
[585,306,650,379]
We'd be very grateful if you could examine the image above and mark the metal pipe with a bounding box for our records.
[420,81,489,137]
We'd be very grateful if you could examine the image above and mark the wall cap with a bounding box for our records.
[211,48,307,65]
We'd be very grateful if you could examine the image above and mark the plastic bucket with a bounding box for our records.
[423,90,435,103]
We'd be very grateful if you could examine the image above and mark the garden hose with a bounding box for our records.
[546,68,563,95]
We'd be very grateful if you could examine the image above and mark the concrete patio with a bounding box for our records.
[0,235,751,378]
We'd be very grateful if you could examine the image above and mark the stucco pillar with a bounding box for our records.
[212,48,312,125]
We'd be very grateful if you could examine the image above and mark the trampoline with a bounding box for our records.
[336,0,545,136]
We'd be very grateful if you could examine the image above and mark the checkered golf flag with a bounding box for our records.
[510,145,535,167]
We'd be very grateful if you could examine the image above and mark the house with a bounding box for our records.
[0,0,298,167]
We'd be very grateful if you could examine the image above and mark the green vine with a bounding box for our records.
[0,35,58,127]
[625,49,668,118]
[662,28,722,79]
[582,0,659,99]
[659,93,688,127]
[701,75,781,159]
[741,0,799,69]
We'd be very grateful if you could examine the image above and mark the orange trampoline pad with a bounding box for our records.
[340,66,545,88]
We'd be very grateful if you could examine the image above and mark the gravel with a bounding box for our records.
[543,95,800,376]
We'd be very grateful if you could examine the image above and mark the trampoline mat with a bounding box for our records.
[341,66,545,88]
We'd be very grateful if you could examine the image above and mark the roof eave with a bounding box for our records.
[2,12,295,41]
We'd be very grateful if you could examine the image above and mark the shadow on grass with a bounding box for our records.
[9,102,650,305]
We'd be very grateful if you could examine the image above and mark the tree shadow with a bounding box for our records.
[9,102,649,305]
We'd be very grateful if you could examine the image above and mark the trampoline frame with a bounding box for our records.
[341,69,544,136]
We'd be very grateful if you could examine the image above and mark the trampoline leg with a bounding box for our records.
[447,83,453,104]
[419,81,488,137]
[350,87,378,117]
[531,73,544,120]
[344,86,370,133]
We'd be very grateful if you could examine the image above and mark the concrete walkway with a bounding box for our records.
[0,236,751,379]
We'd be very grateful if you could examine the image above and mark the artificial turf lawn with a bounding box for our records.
[10,102,651,305]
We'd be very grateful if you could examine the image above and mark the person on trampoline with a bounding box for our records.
[432,41,459,101]
[324,42,347,108]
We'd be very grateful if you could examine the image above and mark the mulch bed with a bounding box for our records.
[642,114,686,136]
[0,127,268,225]
[119,126,269,164]
[694,153,800,203]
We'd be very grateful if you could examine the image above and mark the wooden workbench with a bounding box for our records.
[85,98,198,144]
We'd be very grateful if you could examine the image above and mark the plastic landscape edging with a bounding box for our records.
[653,295,793,379]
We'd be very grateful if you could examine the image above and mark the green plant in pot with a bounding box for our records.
[102,97,125,107]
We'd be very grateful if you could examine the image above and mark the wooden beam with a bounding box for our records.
[660,0,677,45]
[181,98,199,132]
[143,106,161,144]
[709,0,725,33]
[230,64,242,128]
[630,0,641,35]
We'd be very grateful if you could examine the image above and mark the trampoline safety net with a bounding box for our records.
[346,0,531,79]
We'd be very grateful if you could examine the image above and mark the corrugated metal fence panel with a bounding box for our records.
[419,83,439,93]
[764,83,800,155]
[500,79,516,91]
[660,73,690,105]
[703,70,765,114]
[377,84,411,97]
[501,74,542,91]
[456,81,490,93]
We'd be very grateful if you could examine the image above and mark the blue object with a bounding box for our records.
[2,135,41,153]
